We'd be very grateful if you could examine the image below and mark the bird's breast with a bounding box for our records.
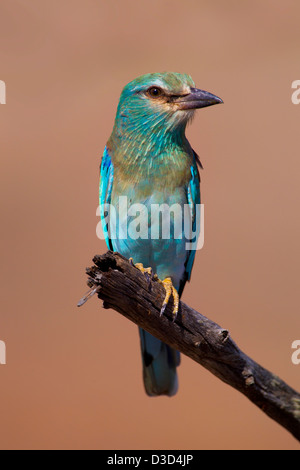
[109,186,191,287]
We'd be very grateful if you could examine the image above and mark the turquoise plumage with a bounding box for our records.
[100,72,222,396]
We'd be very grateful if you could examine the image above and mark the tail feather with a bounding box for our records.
[139,328,180,397]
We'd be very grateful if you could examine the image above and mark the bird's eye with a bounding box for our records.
[146,87,163,98]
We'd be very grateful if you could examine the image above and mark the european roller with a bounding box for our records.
[100,72,222,397]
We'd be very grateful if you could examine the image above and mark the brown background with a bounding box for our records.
[0,0,299,450]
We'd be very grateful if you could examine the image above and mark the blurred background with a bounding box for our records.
[0,0,299,450]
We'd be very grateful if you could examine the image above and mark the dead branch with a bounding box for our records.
[79,251,300,442]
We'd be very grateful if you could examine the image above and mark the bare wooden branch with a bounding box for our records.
[79,251,300,442]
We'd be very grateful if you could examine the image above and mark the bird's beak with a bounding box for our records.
[176,87,223,110]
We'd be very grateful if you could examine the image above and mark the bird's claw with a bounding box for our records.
[129,258,153,288]
[158,277,179,321]
[129,259,179,321]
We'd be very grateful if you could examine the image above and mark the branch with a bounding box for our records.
[79,251,300,442]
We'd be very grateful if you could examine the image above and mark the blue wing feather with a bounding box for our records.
[179,151,201,295]
[99,146,114,250]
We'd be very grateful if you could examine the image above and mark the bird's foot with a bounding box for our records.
[129,259,179,320]
[129,258,154,286]
[158,277,179,321]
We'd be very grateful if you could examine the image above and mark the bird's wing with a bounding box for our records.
[178,150,201,297]
[99,146,114,250]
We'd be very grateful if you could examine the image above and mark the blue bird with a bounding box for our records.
[100,72,222,396]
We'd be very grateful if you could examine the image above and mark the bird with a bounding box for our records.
[99,72,222,397]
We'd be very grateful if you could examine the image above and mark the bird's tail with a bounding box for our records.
[139,328,180,397]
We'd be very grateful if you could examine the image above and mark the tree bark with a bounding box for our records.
[79,250,300,442]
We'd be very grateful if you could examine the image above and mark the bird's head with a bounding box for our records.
[114,72,223,137]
